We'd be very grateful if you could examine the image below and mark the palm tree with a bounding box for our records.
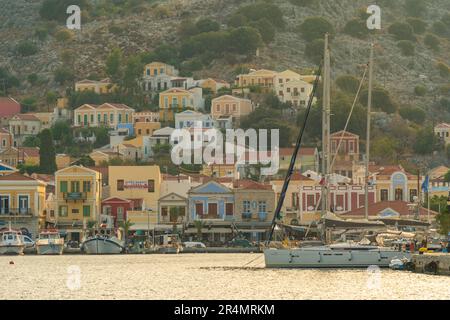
[119,219,134,246]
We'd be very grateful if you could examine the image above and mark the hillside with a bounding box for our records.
[1,0,450,167]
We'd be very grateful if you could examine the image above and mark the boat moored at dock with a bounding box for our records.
[36,229,64,255]
[0,227,25,255]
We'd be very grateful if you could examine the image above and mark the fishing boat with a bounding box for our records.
[0,225,25,255]
[156,234,182,254]
[82,233,124,254]
[36,229,64,255]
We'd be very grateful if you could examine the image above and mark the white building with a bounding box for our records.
[175,110,215,129]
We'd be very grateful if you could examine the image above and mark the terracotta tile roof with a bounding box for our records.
[0,172,38,181]
[20,147,40,157]
[279,147,317,157]
[330,130,359,138]
[233,179,272,190]
[87,166,108,177]
[0,97,20,118]
[341,201,438,217]
[435,123,450,129]
[13,113,40,121]
[369,164,413,177]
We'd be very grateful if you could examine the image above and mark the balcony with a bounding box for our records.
[0,208,33,216]
[242,212,252,220]
[63,192,87,201]
[258,212,268,221]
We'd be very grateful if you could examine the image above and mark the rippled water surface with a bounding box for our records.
[1,254,449,300]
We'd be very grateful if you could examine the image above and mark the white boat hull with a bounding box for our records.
[36,244,64,255]
[82,238,124,254]
[264,247,411,268]
[0,244,24,255]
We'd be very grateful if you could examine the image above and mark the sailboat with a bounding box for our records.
[264,36,411,268]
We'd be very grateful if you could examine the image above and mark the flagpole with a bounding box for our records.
[427,191,430,224]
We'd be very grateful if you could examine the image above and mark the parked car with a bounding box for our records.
[227,238,253,248]
[21,235,35,254]
[183,241,206,248]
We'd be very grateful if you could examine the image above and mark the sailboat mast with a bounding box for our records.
[321,34,331,217]
[364,43,374,220]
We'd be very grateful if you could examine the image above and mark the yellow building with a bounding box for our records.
[74,103,135,128]
[108,166,161,213]
[159,87,204,121]
[429,165,450,197]
[201,162,239,179]
[0,147,40,167]
[234,69,278,89]
[210,95,253,121]
[75,78,114,94]
[134,121,161,136]
[56,154,73,170]
[435,123,450,146]
[51,166,102,242]
[31,112,54,129]
[0,172,47,235]
[143,62,178,77]
[200,78,230,94]
[89,149,123,166]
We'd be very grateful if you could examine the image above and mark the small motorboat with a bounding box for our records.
[0,226,25,255]
[36,229,64,255]
[389,257,413,271]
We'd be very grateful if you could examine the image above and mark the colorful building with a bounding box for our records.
[0,127,13,151]
[434,123,450,146]
[134,121,161,137]
[175,110,215,129]
[51,166,102,242]
[133,111,160,123]
[9,114,41,146]
[0,97,21,127]
[199,78,230,94]
[0,147,40,167]
[101,197,132,227]
[330,130,360,181]
[75,78,114,94]
[159,87,204,121]
[210,95,253,123]
[73,103,135,129]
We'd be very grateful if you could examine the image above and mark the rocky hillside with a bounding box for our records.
[0,0,449,121]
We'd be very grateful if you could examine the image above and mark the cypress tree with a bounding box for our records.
[39,129,57,173]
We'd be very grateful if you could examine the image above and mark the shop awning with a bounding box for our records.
[184,228,232,234]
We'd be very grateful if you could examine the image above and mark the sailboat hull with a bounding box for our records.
[264,247,411,268]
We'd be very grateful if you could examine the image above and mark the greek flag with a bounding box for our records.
[421,175,429,193]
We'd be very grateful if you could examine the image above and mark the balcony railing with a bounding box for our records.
[63,192,87,201]
[258,212,268,221]
[242,212,252,220]
[0,208,33,216]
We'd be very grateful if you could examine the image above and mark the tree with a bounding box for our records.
[388,22,415,41]
[406,17,427,34]
[413,85,427,96]
[249,18,276,43]
[336,75,360,93]
[106,48,123,83]
[39,129,57,173]
[371,137,398,164]
[424,33,440,51]
[299,17,334,42]
[196,18,220,33]
[343,18,369,39]
[305,39,324,64]
[54,67,74,84]
[399,106,425,124]
[359,88,397,114]
[236,2,285,29]
[397,40,415,56]
[413,127,436,155]
[119,220,134,248]
[23,136,41,147]
[229,27,262,55]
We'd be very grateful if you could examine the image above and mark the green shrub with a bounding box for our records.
[404,0,427,18]
[54,67,75,84]
[196,18,220,33]
[414,85,427,96]
[249,18,276,43]
[227,14,248,28]
[16,41,38,56]
[424,33,440,51]
[27,73,38,84]
[236,2,284,29]
[343,18,369,39]
[399,106,425,124]
[406,17,427,34]
[397,40,415,56]
[299,17,334,42]
[437,62,450,78]
[432,21,449,37]
[40,0,88,22]
[336,75,360,93]
[55,29,74,42]
[388,22,415,41]
[34,27,49,41]
[359,88,397,114]
[304,39,324,64]
[229,26,263,55]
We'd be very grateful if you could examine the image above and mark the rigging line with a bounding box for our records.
[266,64,323,246]
[242,254,264,268]
[329,65,368,173]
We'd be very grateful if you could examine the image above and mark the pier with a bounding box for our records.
[412,254,450,276]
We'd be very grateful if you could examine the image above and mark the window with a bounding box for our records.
[161,206,168,216]
[90,114,94,123]
[97,114,101,123]
[226,203,234,216]
[146,129,150,135]
[110,113,114,123]
[18,195,29,214]
[72,209,79,214]
[77,115,81,124]
[258,201,267,213]
[71,181,80,193]
[60,181,68,193]
[104,114,107,123]
[395,188,403,201]
[118,114,122,123]
[380,189,388,201]
[243,200,251,213]
[50,210,55,218]
[146,69,150,76]
[83,205,90,217]
[2,139,5,146]
[349,141,354,153]
[117,179,124,191]
[138,129,142,135]
[148,179,155,192]
[410,189,418,202]
[58,206,68,217]
[232,104,237,111]
[292,193,299,208]
[117,207,124,221]
[216,105,220,112]
[83,181,91,192]
[125,114,129,123]
[195,203,203,216]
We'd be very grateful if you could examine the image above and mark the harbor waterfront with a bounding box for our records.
[1,254,450,300]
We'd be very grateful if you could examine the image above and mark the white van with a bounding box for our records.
[182,241,206,248]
